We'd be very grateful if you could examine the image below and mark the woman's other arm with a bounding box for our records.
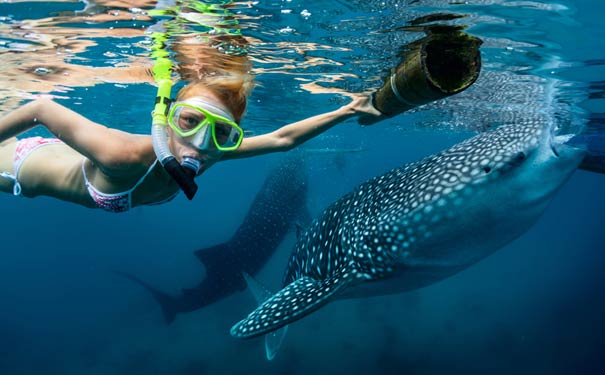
[223,95,381,160]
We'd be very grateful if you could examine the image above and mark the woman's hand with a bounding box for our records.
[346,94,381,115]
[344,94,385,125]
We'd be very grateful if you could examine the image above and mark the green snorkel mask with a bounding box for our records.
[167,97,244,152]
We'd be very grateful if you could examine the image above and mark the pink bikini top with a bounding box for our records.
[82,159,178,213]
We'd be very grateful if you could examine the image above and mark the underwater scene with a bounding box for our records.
[0,0,604,374]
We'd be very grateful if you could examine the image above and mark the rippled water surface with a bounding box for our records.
[0,1,603,374]
[1,0,601,134]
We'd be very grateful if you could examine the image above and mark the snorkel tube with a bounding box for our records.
[151,32,201,200]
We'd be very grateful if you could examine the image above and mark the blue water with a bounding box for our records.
[1,0,604,374]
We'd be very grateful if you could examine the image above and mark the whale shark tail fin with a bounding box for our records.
[231,267,357,351]
[113,270,180,324]
[240,272,288,361]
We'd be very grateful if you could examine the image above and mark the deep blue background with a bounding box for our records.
[1,0,604,374]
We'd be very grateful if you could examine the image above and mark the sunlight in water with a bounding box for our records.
[0,0,592,136]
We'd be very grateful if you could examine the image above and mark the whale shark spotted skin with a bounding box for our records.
[231,120,588,340]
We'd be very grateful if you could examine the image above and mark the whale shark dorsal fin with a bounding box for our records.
[231,267,356,340]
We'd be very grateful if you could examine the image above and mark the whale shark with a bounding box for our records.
[231,119,600,353]
[116,155,309,324]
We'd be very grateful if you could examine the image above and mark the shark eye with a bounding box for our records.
[483,166,492,174]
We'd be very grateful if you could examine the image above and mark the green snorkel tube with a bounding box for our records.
[149,1,244,199]
[150,31,201,200]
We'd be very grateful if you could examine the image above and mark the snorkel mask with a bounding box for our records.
[151,81,244,200]
[168,98,243,152]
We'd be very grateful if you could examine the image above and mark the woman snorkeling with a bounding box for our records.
[0,0,388,213]
[0,75,381,212]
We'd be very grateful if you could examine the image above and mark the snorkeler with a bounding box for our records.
[0,0,484,214]
[0,75,381,212]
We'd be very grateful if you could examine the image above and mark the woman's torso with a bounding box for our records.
[0,137,179,209]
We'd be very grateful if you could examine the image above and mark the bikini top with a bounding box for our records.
[82,159,179,213]
[0,136,178,213]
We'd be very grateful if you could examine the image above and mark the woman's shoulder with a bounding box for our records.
[96,134,155,177]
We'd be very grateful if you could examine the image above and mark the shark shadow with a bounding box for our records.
[116,154,310,324]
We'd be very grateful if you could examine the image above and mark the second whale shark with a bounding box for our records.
[116,155,309,323]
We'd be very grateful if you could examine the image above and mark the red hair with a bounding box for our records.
[176,74,254,123]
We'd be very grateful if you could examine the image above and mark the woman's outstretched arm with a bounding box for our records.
[0,98,148,174]
[223,95,381,160]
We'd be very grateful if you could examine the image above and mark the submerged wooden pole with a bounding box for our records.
[371,28,482,118]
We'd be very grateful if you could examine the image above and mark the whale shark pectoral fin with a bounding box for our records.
[265,325,288,361]
[242,272,273,305]
[241,272,288,361]
[231,269,355,340]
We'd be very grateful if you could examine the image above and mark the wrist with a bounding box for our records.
[338,103,357,118]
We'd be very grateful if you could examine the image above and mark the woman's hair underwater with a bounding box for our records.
[176,74,254,123]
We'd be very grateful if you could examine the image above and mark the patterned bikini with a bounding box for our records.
[1,137,177,213]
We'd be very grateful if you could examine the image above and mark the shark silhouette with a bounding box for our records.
[116,155,309,324]
[231,120,602,358]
